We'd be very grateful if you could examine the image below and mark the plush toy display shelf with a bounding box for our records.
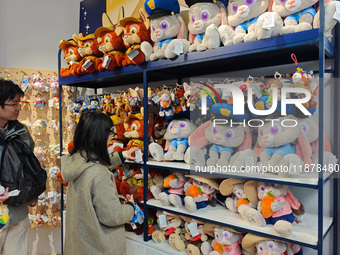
[145,199,333,249]
[59,29,333,89]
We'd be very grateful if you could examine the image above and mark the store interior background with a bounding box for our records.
[0,0,338,254]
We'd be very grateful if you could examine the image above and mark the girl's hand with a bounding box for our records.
[126,147,140,161]
[126,194,135,204]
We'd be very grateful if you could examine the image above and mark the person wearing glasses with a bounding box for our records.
[0,78,36,254]
[61,110,140,255]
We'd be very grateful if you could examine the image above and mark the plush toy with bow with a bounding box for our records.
[59,39,82,77]
[202,222,244,255]
[218,0,282,45]
[95,24,126,71]
[242,233,303,255]
[185,0,227,52]
[32,73,48,92]
[119,9,151,66]
[149,117,197,162]
[142,0,190,61]
[244,181,305,237]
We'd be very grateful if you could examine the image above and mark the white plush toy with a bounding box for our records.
[313,0,339,40]
[272,0,318,35]
[185,0,228,52]
[142,0,190,61]
[218,0,282,45]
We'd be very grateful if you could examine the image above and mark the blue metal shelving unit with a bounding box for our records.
[58,22,339,254]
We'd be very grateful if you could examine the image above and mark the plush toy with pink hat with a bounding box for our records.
[141,0,190,61]
[243,181,305,237]
[185,0,228,52]
[242,233,302,255]
[202,222,244,255]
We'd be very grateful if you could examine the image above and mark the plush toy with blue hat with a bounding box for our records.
[141,0,190,61]
[185,0,227,52]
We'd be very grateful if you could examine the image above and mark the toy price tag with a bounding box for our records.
[182,105,187,111]
[188,222,200,237]
[41,214,49,223]
[103,56,111,68]
[245,156,256,168]
[135,150,143,163]
[172,41,184,56]
[22,83,29,92]
[127,49,139,60]
[82,59,93,70]
[252,82,263,99]
[158,214,168,228]
[7,189,20,197]
[29,214,36,221]
[333,2,340,22]
[48,99,54,108]
[69,60,75,65]
[130,223,137,230]
[262,13,275,30]
[122,165,131,176]
[48,191,54,198]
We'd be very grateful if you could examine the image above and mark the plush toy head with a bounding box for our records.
[227,0,269,27]
[73,33,102,57]
[59,40,82,65]
[257,182,288,200]
[124,114,152,139]
[272,0,318,17]
[164,118,197,141]
[219,178,247,197]
[242,233,293,255]
[120,14,151,48]
[185,0,223,35]
[95,25,125,54]
[204,223,243,246]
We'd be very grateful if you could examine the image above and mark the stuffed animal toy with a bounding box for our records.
[298,116,338,167]
[313,0,339,40]
[59,39,82,77]
[95,25,126,71]
[20,96,31,111]
[32,73,48,92]
[185,0,227,52]
[20,75,31,92]
[108,115,127,152]
[203,222,243,255]
[219,178,257,215]
[149,113,168,148]
[102,95,114,115]
[142,0,190,61]
[152,211,185,251]
[157,89,175,117]
[128,87,143,113]
[89,97,100,110]
[50,75,59,95]
[119,9,151,66]
[244,181,305,237]
[174,86,189,113]
[72,33,103,75]
[242,233,303,255]
[149,117,197,162]
[73,99,84,114]
[262,79,283,108]
[272,0,318,35]
[33,92,47,109]
[218,0,282,45]
[256,115,313,176]
[187,117,252,167]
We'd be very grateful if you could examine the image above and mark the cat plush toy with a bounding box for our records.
[59,39,82,77]
[142,0,190,61]
[185,0,228,52]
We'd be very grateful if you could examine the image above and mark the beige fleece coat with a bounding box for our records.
[61,152,134,255]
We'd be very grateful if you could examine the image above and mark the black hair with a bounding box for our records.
[71,111,113,166]
[0,78,24,108]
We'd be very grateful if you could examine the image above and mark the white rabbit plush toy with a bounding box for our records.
[142,0,190,61]
[185,0,228,52]
[218,0,283,45]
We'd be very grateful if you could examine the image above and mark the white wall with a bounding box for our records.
[0,1,80,254]
[0,0,80,69]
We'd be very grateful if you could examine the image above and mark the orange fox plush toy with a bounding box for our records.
[119,10,151,66]
[59,40,82,77]
[95,25,126,71]
[72,33,103,75]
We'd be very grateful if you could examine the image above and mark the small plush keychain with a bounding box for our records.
[49,74,59,95]
[34,92,47,109]
[20,74,31,92]
[0,186,10,232]
[32,119,47,136]
[89,96,100,110]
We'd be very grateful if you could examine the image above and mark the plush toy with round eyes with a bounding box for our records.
[242,233,302,255]
[89,97,100,110]
[59,40,82,77]
[149,118,197,162]
[218,0,282,45]
[141,0,190,61]
[50,75,59,95]
[32,73,48,92]
[185,0,228,52]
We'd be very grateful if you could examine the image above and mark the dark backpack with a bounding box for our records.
[0,136,47,206]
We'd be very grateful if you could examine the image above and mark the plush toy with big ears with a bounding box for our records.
[185,0,228,52]
[202,222,244,255]
[59,40,82,77]
[313,0,339,40]
[119,9,151,66]
[244,181,305,237]
[95,24,126,71]
[242,233,303,255]
[149,117,197,162]
[141,0,190,61]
